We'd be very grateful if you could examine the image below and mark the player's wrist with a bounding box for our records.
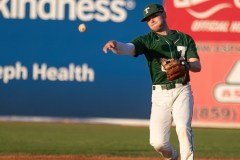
[180,60,190,71]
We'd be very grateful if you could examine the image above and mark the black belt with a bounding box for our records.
[152,82,187,90]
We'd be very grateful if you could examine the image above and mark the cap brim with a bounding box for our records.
[140,17,148,22]
[140,10,163,22]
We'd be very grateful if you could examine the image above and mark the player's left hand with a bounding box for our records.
[161,59,188,81]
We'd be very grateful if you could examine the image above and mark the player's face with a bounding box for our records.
[146,12,166,32]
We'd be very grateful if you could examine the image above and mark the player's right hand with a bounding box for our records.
[103,40,117,54]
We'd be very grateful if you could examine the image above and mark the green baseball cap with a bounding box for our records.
[141,4,164,22]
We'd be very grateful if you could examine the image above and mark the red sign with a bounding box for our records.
[165,0,240,126]
[190,53,240,123]
[165,0,240,41]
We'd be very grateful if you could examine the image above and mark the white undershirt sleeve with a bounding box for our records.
[111,41,136,56]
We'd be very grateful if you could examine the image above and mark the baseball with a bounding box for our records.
[78,23,86,32]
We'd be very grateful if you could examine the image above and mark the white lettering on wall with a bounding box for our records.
[0,0,135,22]
[191,20,229,32]
[32,63,95,82]
[191,20,240,33]
[234,0,240,8]
[0,62,28,84]
[0,62,95,84]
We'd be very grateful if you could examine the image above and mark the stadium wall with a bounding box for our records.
[0,0,239,128]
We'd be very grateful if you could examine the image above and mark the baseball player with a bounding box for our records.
[102,3,201,160]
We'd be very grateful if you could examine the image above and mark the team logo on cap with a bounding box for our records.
[144,7,150,14]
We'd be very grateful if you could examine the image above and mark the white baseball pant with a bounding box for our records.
[150,83,194,160]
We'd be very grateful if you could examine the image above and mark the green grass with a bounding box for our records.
[0,122,239,158]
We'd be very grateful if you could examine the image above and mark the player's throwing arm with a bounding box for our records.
[103,41,136,56]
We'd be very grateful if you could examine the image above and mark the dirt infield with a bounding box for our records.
[0,155,238,160]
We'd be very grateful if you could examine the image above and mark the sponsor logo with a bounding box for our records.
[173,0,240,33]
[214,60,240,103]
[174,0,239,19]
[0,0,136,22]
[0,61,95,84]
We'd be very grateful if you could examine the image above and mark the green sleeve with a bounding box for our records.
[186,35,200,59]
[131,36,148,57]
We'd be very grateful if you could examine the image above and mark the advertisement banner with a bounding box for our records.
[1,0,239,128]
[165,0,240,41]
[0,0,153,118]
[165,0,240,125]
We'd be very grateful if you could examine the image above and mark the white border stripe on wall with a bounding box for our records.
[0,116,239,129]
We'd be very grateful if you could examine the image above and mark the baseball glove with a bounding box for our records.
[161,58,187,81]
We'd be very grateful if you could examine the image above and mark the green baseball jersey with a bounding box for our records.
[131,30,199,85]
